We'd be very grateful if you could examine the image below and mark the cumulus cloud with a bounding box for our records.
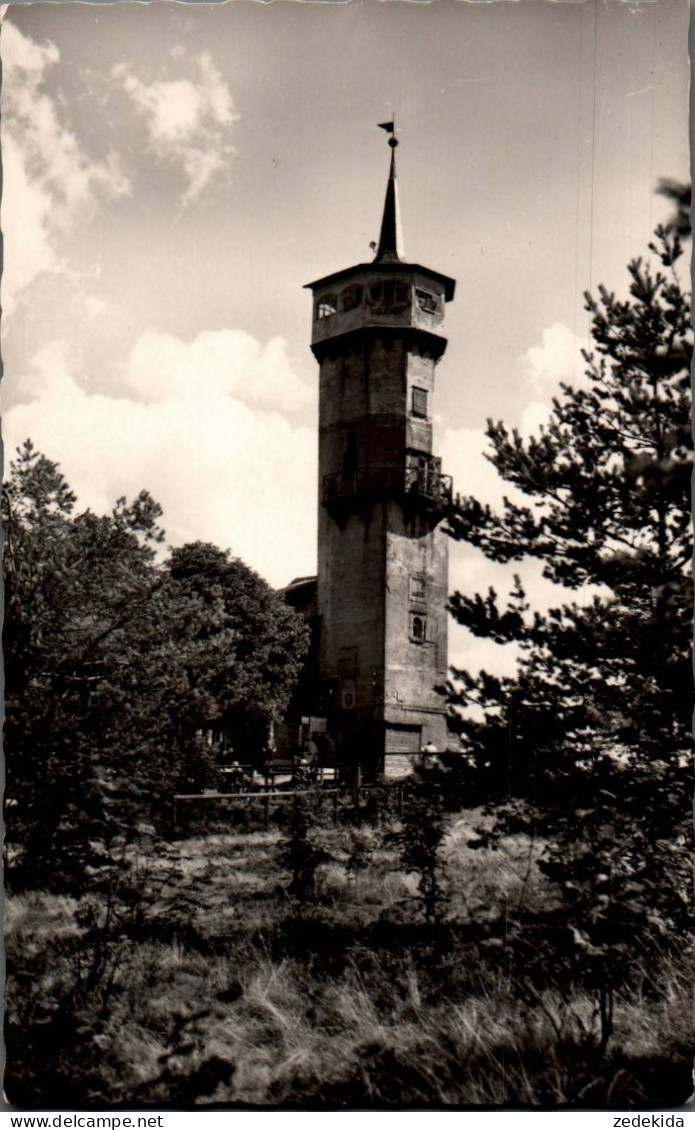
[114,51,238,203]
[1,23,131,316]
[441,409,577,679]
[441,424,506,511]
[518,398,553,438]
[441,323,587,517]
[447,539,560,679]
[520,321,586,398]
[123,329,313,415]
[4,331,317,589]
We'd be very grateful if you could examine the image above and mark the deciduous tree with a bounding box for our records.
[3,444,308,890]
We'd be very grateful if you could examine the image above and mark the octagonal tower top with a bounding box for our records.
[305,125,456,360]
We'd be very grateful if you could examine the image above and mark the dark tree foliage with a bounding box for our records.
[657,177,691,238]
[167,541,309,760]
[3,443,308,890]
[445,222,692,1005]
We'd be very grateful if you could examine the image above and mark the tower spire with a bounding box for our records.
[374,119,404,263]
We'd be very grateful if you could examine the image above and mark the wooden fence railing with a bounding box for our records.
[173,781,404,828]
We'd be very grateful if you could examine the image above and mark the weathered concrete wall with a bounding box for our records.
[318,505,387,720]
[313,262,453,763]
[318,338,408,487]
[383,507,449,751]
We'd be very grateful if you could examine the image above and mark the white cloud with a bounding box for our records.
[114,51,238,204]
[520,321,586,398]
[3,331,317,589]
[1,22,130,316]
[518,398,553,438]
[447,540,562,679]
[1,132,59,304]
[449,619,520,681]
[441,424,508,512]
[123,329,313,414]
[441,417,577,679]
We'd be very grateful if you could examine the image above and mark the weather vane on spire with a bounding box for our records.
[373,117,403,261]
[378,117,399,148]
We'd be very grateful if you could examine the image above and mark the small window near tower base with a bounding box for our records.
[341,678,356,709]
[411,387,429,418]
[410,613,427,643]
[317,295,338,319]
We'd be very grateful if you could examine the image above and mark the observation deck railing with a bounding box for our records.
[322,465,453,509]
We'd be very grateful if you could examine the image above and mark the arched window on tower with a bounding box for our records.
[410,613,427,643]
[317,295,338,319]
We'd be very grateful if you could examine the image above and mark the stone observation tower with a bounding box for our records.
[303,124,457,774]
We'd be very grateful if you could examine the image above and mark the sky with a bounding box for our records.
[1,0,690,677]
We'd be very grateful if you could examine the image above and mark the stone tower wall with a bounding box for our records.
[315,319,450,761]
[383,512,449,752]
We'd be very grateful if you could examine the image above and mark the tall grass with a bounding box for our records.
[6,823,693,1107]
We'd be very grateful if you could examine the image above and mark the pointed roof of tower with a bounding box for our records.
[305,122,455,303]
[372,123,404,262]
[374,140,404,263]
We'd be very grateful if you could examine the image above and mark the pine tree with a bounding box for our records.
[445,221,692,1010]
[390,765,450,924]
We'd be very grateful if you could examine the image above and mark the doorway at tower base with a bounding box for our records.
[327,714,449,778]
[382,722,421,779]
[384,754,419,779]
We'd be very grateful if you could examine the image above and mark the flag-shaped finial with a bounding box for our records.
[378,118,398,148]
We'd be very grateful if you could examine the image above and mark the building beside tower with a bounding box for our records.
[283,130,456,776]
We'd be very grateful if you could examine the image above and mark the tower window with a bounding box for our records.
[409,575,427,604]
[317,295,338,319]
[393,283,410,305]
[411,387,429,418]
[367,280,410,308]
[410,613,427,643]
[341,678,356,709]
[416,288,439,315]
[341,285,364,311]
